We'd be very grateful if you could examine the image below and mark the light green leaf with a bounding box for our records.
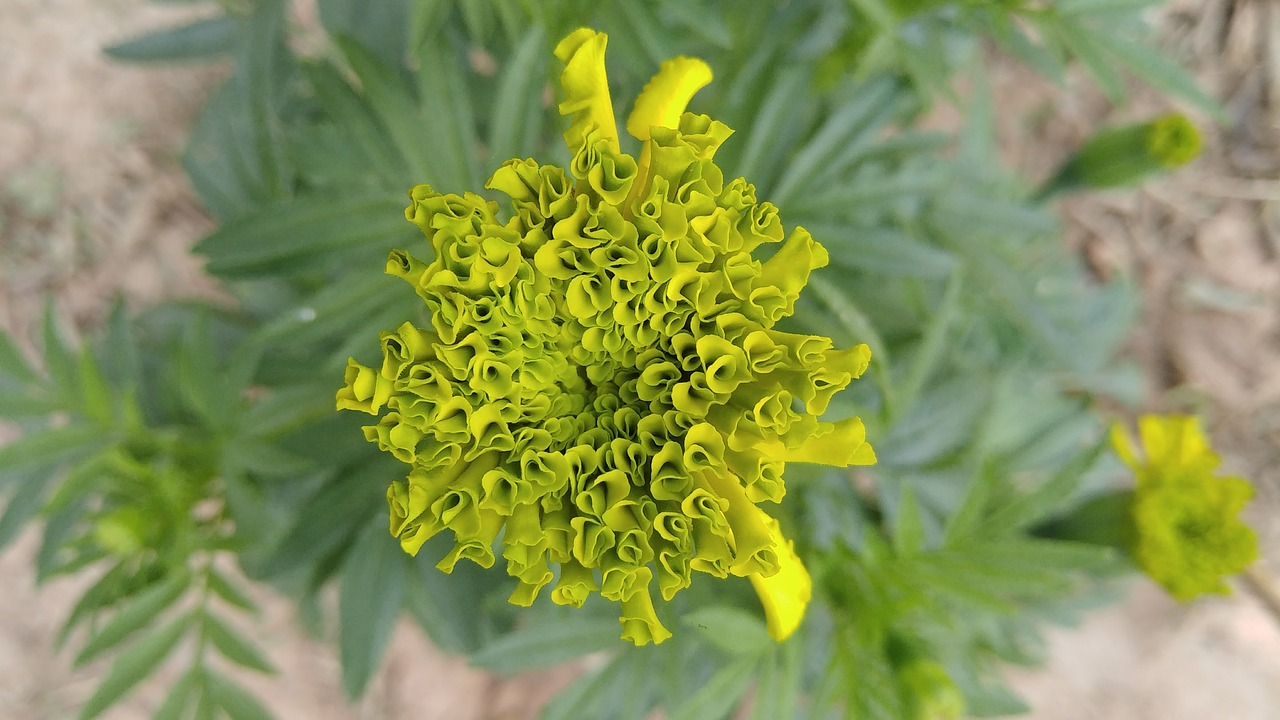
[683,606,772,656]
[104,16,238,63]
[0,328,38,384]
[0,425,108,475]
[153,667,199,720]
[77,612,190,720]
[470,617,620,674]
[338,519,406,699]
[667,657,759,720]
[205,669,277,720]
[207,567,260,615]
[75,574,188,667]
[892,482,926,556]
[487,28,548,165]
[336,35,435,182]
[805,226,956,279]
[205,613,277,674]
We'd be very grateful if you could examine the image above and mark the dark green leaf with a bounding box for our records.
[196,194,411,277]
[208,567,260,615]
[206,613,277,674]
[77,612,190,720]
[104,16,238,63]
[470,617,620,674]
[75,574,188,667]
[260,461,389,578]
[338,519,406,699]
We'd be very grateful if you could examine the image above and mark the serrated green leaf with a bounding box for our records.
[1051,19,1125,103]
[470,617,620,674]
[734,65,809,187]
[197,194,411,277]
[751,639,802,720]
[104,16,238,63]
[0,329,38,384]
[205,613,277,674]
[207,567,260,615]
[338,519,406,699]
[336,35,435,182]
[42,300,77,390]
[667,657,758,720]
[205,669,277,720]
[0,467,52,552]
[77,612,190,720]
[805,226,956,279]
[75,574,188,667]
[772,78,900,206]
[260,461,389,578]
[414,39,483,191]
[0,425,108,475]
[1082,24,1224,119]
[892,482,926,556]
[539,652,631,720]
[986,440,1106,536]
[153,667,199,720]
[683,606,772,656]
[76,348,115,424]
[487,28,549,165]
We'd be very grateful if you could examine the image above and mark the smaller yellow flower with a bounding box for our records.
[1112,415,1258,601]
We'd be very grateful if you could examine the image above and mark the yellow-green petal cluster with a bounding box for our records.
[1112,415,1257,601]
[338,28,875,645]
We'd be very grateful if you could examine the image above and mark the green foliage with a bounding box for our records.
[0,0,1216,717]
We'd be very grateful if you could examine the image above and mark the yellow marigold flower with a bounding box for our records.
[338,28,876,645]
[1112,415,1258,601]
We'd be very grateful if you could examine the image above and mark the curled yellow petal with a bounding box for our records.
[626,57,713,141]
[554,28,618,154]
[748,517,812,641]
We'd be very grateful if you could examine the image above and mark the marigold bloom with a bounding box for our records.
[1112,415,1257,601]
[338,28,875,644]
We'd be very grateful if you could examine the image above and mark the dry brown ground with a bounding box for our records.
[0,0,1277,718]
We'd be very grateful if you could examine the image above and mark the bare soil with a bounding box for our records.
[0,1,1277,718]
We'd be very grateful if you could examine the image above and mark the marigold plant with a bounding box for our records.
[337,28,875,644]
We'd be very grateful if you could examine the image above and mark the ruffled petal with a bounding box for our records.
[626,57,713,141]
[554,28,618,154]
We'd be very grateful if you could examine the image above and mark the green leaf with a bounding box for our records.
[0,425,108,475]
[338,519,406,699]
[487,28,549,165]
[667,657,759,720]
[1079,22,1224,119]
[986,440,1107,536]
[771,78,900,206]
[734,65,810,187]
[260,461,389,578]
[892,482,926,556]
[207,567,260,615]
[77,612,190,720]
[1057,0,1163,14]
[205,669,278,720]
[470,617,620,674]
[336,35,435,183]
[153,667,199,720]
[74,574,188,667]
[414,39,483,191]
[682,606,772,656]
[805,226,956,279]
[751,640,802,720]
[197,193,411,277]
[104,16,238,63]
[42,300,76,390]
[539,652,633,720]
[0,467,52,551]
[0,328,37,384]
[205,613,277,674]
[318,0,410,69]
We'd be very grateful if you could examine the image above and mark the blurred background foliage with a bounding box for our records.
[0,0,1214,717]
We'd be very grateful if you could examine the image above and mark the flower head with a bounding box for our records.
[338,28,875,644]
[1112,415,1257,601]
